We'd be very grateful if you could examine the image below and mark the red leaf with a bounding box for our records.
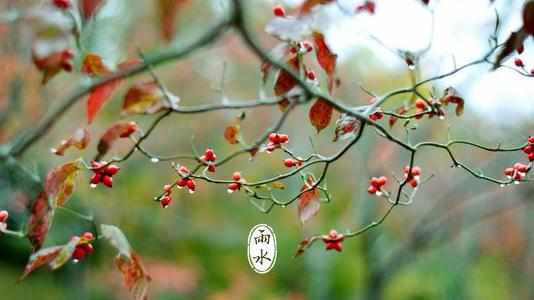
[96,121,139,159]
[26,192,54,251]
[87,79,122,124]
[116,253,152,300]
[19,246,62,281]
[52,128,90,156]
[298,176,321,223]
[309,98,334,133]
[313,32,337,93]
[80,0,103,20]
[44,160,83,207]
[81,53,110,77]
[157,0,189,42]
[274,56,300,97]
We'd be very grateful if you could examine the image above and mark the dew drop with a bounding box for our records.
[281,205,287,208]
[72,259,79,264]
[90,183,97,189]
[150,157,160,163]
[514,181,520,185]
[227,189,234,194]
[408,64,416,70]
[50,148,57,154]
[500,184,505,188]
[439,116,445,120]
[188,189,195,194]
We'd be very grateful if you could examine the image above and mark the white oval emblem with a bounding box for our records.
[247,224,277,274]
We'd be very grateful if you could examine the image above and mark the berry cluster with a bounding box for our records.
[322,229,344,252]
[200,148,217,172]
[53,0,71,10]
[160,184,173,208]
[403,166,422,188]
[266,133,289,153]
[90,161,120,188]
[368,176,387,195]
[176,165,196,194]
[227,172,244,193]
[522,136,534,161]
[504,163,531,182]
[0,210,8,223]
[513,57,534,75]
[71,232,95,263]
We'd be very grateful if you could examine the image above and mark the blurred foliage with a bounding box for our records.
[0,0,534,299]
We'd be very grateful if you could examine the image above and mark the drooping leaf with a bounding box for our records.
[122,81,179,115]
[44,160,83,207]
[80,0,104,20]
[100,224,132,258]
[313,31,337,93]
[51,128,90,156]
[223,114,245,145]
[26,191,54,251]
[19,246,62,280]
[116,253,151,300]
[298,175,321,223]
[96,121,138,159]
[49,236,80,270]
[157,0,190,42]
[86,79,122,124]
[274,56,300,97]
[309,98,334,133]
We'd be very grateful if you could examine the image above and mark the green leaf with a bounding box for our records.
[49,236,80,270]
[100,224,132,258]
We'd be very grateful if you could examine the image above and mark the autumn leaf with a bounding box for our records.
[51,128,90,156]
[26,192,54,251]
[86,55,141,123]
[157,0,190,42]
[96,121,138,160]
[82,53,110,76]
[19,246,62,280]
[101,224,151,300]
[309,98,334,133]
[313,32,337,93]
[32,49,74,85]
[122,81,179,115]
[116,253,152,300]
[49,237,80,270]
[223,113,245,145]
[274,56,301,105]
[44,160,83,207]
[80,0,104,20]
[441,87,465,117]
[298,0,335,15]
[298,175,321,223]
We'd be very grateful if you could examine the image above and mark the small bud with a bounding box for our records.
[272,4,286,17]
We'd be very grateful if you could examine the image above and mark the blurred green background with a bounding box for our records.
[0,0,533,299]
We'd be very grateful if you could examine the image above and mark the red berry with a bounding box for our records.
[90,173,102,185]
[0,210,8,223]
[102,175,113,188]
[377,176,387,187]
[517,44,525,54]
[203,148,216,161]
[284,159,296,168]
[186,179,196,193]
[523,145,534,154]
[300,41,313,53]
[504,167,515,177]
[91,160,104,169]
[163,184,172,193]
[81,232,94,241]
[514,163,529,173]
[273,5,286,17]
[227,182,241,193]
[207,164,216,173]
[178,165,190,176]
[529,136,534,144]
[104,165,120,176]
[409,179,419,188]
[529,152,534,161]
[160,195,172,208]
[269,133,280,144]
[278,134,289,144]
[80,243,94,254]
[232,172,242,181]
[177,178,188,188]
[306,70,316,81]
[53,0,71,10]
[72,247,86,261]
[514,58,524,68]
[368,185,378,194]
